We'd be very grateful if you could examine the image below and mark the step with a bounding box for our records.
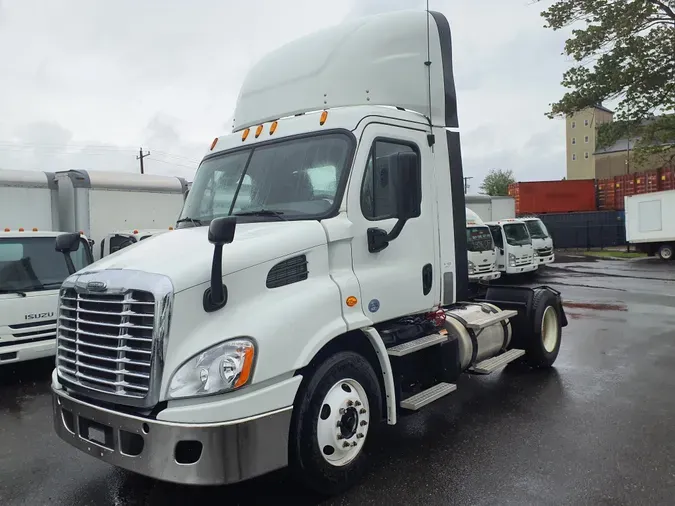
[469,348,526,375]
[400,382,457,411]
[464,309,519,331]
[387,333,448,357]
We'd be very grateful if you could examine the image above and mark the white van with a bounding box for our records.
[520,217,555,265]
[466,209,500,282]
[486,219,538,275]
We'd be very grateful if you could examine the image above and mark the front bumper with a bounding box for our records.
[505,263,538,274]
[52,386,292,485]
[469,271,501,282]
[0,338,55,365]
[537,254,555,265]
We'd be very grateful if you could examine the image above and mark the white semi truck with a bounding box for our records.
[1,169,93,365]
[56,169,189,260]
[625,189,675,260]
[51,10,567,495]
[466,208,500,282]
[486,218,538,276]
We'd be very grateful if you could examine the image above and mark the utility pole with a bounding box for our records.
[137,147,150,174]
[463,176,473,194]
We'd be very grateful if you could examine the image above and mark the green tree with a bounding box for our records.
[480,169,515,196]
[539,0,675,165]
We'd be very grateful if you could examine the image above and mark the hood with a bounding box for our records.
[83,221,328,293]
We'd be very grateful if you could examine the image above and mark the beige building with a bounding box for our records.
[565,104,614,180]
[566,105,675,180]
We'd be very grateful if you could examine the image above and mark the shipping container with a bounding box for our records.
[534,210,625,249]
[635,170,659,195]
[662,168,675,191]
[509,180,596,215]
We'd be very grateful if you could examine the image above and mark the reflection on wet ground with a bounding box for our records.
[2,255,675,505]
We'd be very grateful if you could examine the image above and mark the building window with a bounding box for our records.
[585,136,589,143]
[572,137,576,145]
[361,139,421,221]
[571,121,576,129]
[584,119,589,126]
[572,153,577,161]
[584,152,589,159]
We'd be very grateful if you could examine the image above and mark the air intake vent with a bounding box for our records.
[266,255,308,289]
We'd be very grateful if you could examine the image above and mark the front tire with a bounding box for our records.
[658,244,673,261]
[523,289,562,368]
[289,351,382,495]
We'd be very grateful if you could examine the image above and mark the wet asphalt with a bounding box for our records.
[2,255,675,505]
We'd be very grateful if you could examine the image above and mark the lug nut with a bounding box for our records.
[343,442,350,448]
[360,420,368,426]
[355,401,362,407]
[339,408,345,415]
[357,433,365,439]
[347,400,354,407]
[359,408,367,414]
[351,442,358,447]
[337,433,343,440]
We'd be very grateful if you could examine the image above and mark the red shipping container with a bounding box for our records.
[509,180,597,215]
[596,179,615,210]
[662,168,675,191]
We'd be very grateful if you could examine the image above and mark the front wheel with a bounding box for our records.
[289,351,382,495]
[658,244,673,261]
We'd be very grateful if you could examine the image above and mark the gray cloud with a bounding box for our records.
[0,0,572,187]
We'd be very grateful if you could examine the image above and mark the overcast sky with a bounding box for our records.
[0,0,575,192]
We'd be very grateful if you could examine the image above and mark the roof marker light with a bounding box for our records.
[18,227,24,232]
[169,226,174,230]
[32,228,38,232]
[133,229,139,234]
[210,137,218,151]
[3,228,9,232]
[242,128,250,141]
[269,121,278,135]
[320,110,328,125]
[255,125,264,138]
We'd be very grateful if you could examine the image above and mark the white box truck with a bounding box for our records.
[55,170,189,260]
[466,208,500,282]
[466,195,515,222]
[625,189,675,260]
[1,169,93,365]
[486,219,539,276]
[520,217,555,266]
[51,10,568,495]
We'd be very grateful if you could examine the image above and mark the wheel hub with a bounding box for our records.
[317,379,370,467]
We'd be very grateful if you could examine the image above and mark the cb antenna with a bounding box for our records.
[425,0,435,147]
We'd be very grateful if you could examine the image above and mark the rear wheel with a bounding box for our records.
[289,351,382,495]
[523,289,562,368]
[658,244,673,261]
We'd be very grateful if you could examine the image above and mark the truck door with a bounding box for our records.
[347,124,440,323]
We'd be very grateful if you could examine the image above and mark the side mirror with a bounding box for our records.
[204,217,237,312]
[394,152,422,221]
[55,232,81,275]
[367,152,421,253]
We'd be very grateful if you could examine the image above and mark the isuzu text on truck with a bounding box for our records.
[51,10,567,494]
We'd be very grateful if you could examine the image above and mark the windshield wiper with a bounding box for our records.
[175,217,203,226]
[234,209,287,221]
[0,289,27,297]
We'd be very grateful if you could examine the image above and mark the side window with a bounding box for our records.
[488,226,504,249]
[360,140,419,221]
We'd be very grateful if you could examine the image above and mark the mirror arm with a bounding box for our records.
[203,243,228,313]
[367,218,409,253]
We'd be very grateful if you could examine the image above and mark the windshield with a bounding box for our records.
[524,219,549,239]
[503,223,532,246]
[466,226,494,252]
[0,237,90,293]
[178,133,353,225]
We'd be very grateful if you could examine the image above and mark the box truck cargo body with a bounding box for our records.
[55,170,188,260]
[625,190,675,260]
[465,195,515,222]
[0,169,59,231]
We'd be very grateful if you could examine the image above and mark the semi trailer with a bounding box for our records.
[51,10,567,495]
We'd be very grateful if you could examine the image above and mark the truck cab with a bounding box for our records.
[520,217,555,265]
[0,229,92,365]
[486,219,538,275]
[466,209,500,282]
[50,10,566,495]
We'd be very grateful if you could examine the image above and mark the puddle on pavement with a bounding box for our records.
[563,301,628,312]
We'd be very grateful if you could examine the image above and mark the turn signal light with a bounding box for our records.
[210,137,218,151]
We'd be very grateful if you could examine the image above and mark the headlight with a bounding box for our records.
[468,261,475,273]
[168,339,255,399]
[508,253,516,267]
[534,250,539,257]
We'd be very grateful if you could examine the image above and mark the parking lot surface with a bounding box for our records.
[2,255,675,505]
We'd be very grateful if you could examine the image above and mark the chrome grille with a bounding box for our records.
[515,255,533,266]
[537,247,553,256]
[475,263,494,273]
[56,288,156,399]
